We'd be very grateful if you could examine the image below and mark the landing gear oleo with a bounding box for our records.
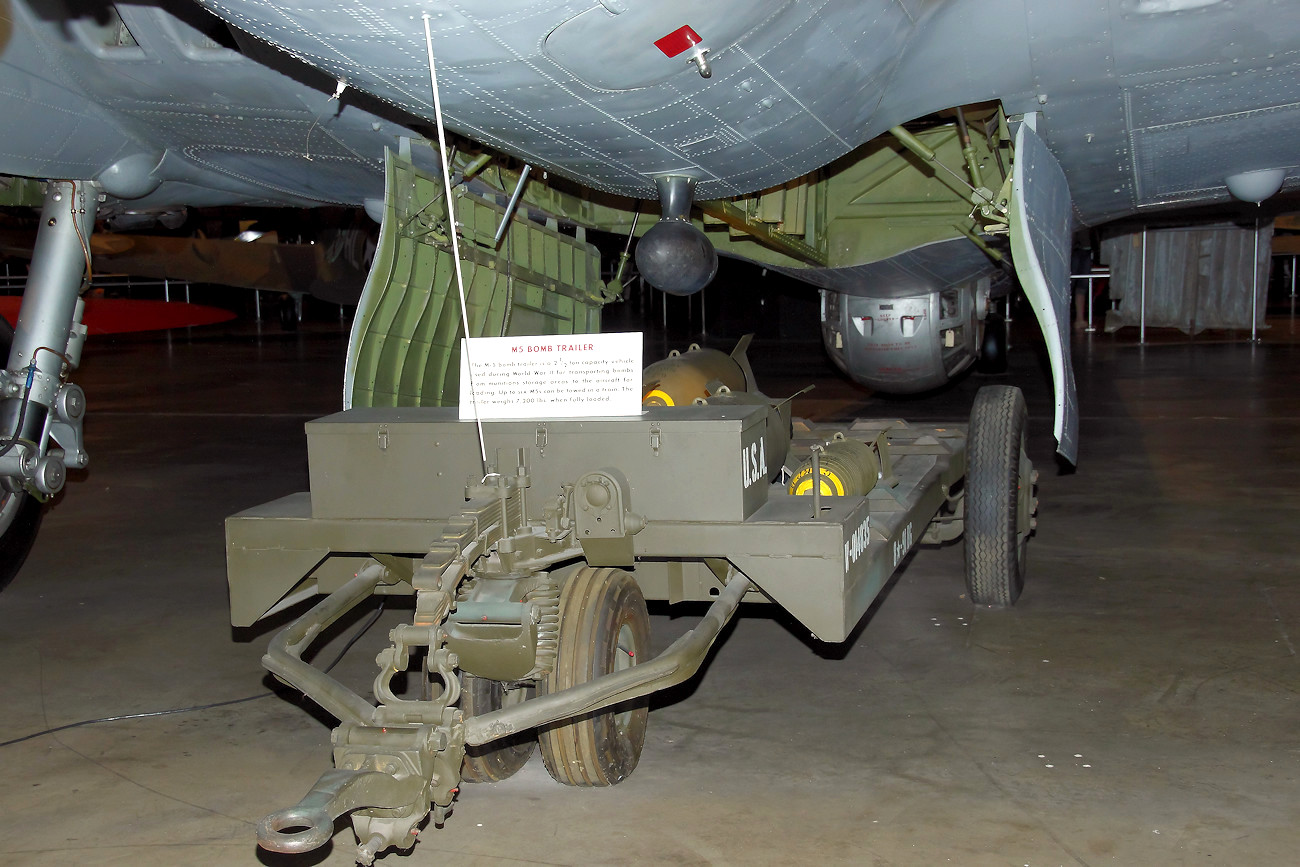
[226,340,1037,864]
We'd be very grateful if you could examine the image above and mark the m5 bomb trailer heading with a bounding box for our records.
[226,342,1037,864]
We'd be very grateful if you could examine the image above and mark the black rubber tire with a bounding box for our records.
[977,312,1008,374]
[965,385,1031,606]
[538,566,650,787]
[459,674,537,783]
[0,316,44,592]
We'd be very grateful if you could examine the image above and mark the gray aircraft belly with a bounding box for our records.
[197,0,932,200]
[194,0,1300,225]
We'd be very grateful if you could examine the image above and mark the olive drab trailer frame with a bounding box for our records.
[226,341,1037,863]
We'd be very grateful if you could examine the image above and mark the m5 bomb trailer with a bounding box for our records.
[226,343,1037,864]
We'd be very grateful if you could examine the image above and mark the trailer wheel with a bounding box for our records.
[539,566,650,787]
[459,674,537,783]
[965,385,1033,606]
[0,316,44,592]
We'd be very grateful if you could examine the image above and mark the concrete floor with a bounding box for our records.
[1,316,1298,866]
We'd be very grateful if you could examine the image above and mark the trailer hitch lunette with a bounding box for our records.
[257,542,752,861]
[257,767,427,856]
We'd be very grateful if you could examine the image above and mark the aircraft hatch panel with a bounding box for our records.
[1009,119,1078,464]
[344,149,609,410]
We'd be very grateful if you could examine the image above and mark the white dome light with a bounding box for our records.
[1225,169,1286,203]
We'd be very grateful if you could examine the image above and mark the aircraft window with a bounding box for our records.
[821,290,839,320]
[71,7,146,60]
[181,15,241,52]
[940,289,960,319]
[156,7,244,61]
[110,18,136,46]
[100,14,137,47]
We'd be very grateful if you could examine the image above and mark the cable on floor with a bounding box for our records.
[0,600,385,748]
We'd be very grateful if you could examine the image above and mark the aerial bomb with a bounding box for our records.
[635,174,718,296]
[642,343,750,407]
[788,433,881,497]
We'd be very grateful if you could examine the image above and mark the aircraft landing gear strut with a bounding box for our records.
[0,179,96,589]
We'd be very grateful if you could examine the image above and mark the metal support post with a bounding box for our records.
[810,444,823,519]
[1070,268,1107,333]
[1086,274,1095,332]
[1086,271,1097,332]
[1139,228,1147,345]
[1290,256,1296,323]
[1004,296,1012,352]
[1251,218,1260,343]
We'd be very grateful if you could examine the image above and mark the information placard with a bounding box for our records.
[458,332,643,419]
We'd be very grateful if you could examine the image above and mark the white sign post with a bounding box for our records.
[459,332,643,420]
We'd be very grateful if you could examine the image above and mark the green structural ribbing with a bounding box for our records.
[345,148,608,409]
